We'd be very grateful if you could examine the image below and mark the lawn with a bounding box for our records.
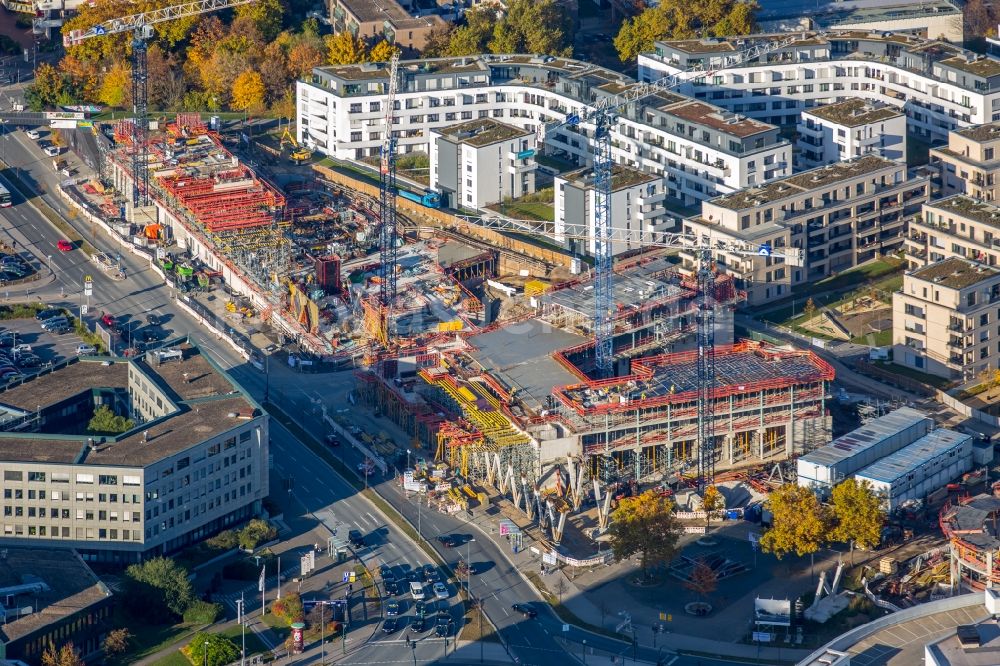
[796,257,904,296]
[851,330,893,347]
[106,610,202,666]
[148,624,269,666]
[493,201,555,222]
[873,361,952,390]
[149,651,191,666]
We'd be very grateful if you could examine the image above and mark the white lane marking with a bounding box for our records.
[666,657,678,665]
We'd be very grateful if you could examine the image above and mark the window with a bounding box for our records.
[208,444,220,457]
[240,431,251,443]
[99,475,117,485]
[52,473,69,484]
[28,472,45,482]
[224,437,236,450]
[3,471,21,481]
[123,475,140,486]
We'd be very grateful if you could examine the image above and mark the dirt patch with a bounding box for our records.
[836,295,893,339]
[799,312,850,341]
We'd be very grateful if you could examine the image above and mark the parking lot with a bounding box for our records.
[0,314,89,369]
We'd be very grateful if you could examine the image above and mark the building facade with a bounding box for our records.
[430,118,536,209]
[892,256,1000,380]
[683,155,929,304]
[329,0,447,52]
[638,31,1000,142]
[930,123,1000,202]
[797,99,906,169]
[554,165,669,256]
[0,343,268,564]
[904,195,1000,270]
[296,55,791,210]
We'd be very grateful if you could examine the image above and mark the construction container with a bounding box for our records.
[879,557,898,575]
[973,441,995,465]
[797,407,932,496]
[316,255,341,294]
[854,428,973,511]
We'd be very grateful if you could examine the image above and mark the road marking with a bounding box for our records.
[366,512,378,527]
[666,657,678,665]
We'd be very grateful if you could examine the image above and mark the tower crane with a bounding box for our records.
[534,36,796,378]
[460,214,803,489]
[378,52,402,315]
[64,0,258,208]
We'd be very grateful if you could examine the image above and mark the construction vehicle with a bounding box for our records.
[280,126,312,164]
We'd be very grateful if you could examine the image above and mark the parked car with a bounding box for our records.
[146,313,160,326]
[56,239,73,252]
[25,129,39,140]
[41,317,68,330]
[11,344,30,355]
[436,534,457,547]
[76,344,97,356]
[511,604,537,618]
[432,582,448,600]
[43,145,60,157]
[325,433,340,447]
[36,308,62,321]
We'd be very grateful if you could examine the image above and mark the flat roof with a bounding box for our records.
[0,548,108,644]
[910,256,1000,290]
[435,118,529,147]
[855,428,971,485]
[336,0,410,23]
[0,344,259,468]
[955,122,1000,142]
[798,407,931,470]
[928,621,1000,666]
[929,195,1000,229]
[561,164,657,192]
[804,99,903,127]
[548,258,693,315]
[941,55,1000,79]
[662,100,773,138]
[710,155,899,210]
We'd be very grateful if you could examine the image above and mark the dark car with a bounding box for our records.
[512,604,537,618]
[414,600,427,618]
[424,567,441,584]
[49,324,72,335]
[381,618,398,634]
[435,614,451,637]
[409,619,426,634]
[384,581,399,596]
[147,314,160,326]
[348,529,365,548]
[385,601,400,617]
[436,534,457,547]
[325,433,340,447]
[35,308,62,321]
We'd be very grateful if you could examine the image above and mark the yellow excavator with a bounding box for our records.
[280,126,312,164]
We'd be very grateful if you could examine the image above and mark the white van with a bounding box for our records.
[409,581,426,600]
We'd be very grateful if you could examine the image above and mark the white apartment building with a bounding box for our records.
[429,118,536,210]
[297,55,792,211]
[554,165,669,256]
[638,31,1000,143]
[797,99,906,169]
[682,155,929,304]
[904,195,1000,270]
[892,256,1000,380]
[0,343,268,564]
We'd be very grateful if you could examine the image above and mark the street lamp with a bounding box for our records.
[407,448,411,471]
[582,639,587,665]
[203,640,209,666]
[466,537,475,591]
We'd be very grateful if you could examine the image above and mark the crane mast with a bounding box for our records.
[64,0,258,207]
[378,52,402,312]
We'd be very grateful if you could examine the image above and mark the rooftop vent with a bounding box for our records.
[957,625,981,648]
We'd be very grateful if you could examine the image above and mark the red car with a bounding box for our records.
[100,312,115,328]
[56,239,73,252]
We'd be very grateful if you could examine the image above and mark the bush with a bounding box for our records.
[238,519,277,551]
[183,600,223,625]
[185,632,240,666]
[0,303,45,320]
[271,592,304,624]
[205,530,239,550]
[124,557,194,622]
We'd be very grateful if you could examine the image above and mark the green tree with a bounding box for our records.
[235,0,286,42]
[325,31,367,65]
[830,478,885,563]
[124,557,195,621]
[231,69,267,113]
[238,518,278,550]
[701,485,725,528]
[270,591,305,623]
[102,628,132,657]
[41,642,84,666]
[607,490,681,578]
[759,484,828,560]
[187,632,240,666]
[24,63,68,111]
[613,0,758,63]
[368,39,400,63]
[87,405,134,435]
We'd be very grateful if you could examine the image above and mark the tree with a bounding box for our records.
[613,0,758,63]
[288,40,325,79]
[830,478,885,563]
[124,557,195,621]
[25,63,68,111]
[271,591,305,623]
[271,89,296,121]
[238,518,278,550]
[684,561,718,602]
[231,69,267,113]
[451,0,571,57]
[759,484,828,560]
[966,0,994,38]
[88,405,134,435]
[235,0,286,42]
[102,628,132,657]
[369,39,400,63]
[41,642,84,666]
[98,60,131,108]
[325,31,367,66]
[187,632,240,666]
[607,490,681,578]
[701,485,724,528]
[421,23,453,57]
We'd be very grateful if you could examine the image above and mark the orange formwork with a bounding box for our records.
[158,165,286,233]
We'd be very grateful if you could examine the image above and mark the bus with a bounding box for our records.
[0,184,11,208]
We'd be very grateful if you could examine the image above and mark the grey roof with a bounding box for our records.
[798,407,931,469]
[854,428,971,485]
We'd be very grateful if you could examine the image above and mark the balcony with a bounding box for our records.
[948,337,971,350]
[949,321,972,332]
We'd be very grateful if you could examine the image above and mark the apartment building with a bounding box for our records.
[638,31,1000,142]
[329,0,447,52]
[797,99,906,169]
[930,123,1000,202]
[682,155,929,304]
[0,343,268,564]
[430,118,536,209]
[904,195,1000,271]
[892,256,1000,380]
[297,55,791,210]
[554,165,669,256]
[754,0,963,43]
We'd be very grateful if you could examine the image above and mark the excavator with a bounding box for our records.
[280,126,312,164]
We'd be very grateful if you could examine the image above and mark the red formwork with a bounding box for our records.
[159,164,286,233]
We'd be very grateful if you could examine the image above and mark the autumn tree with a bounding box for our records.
[684,561,718,602]
[288,39,325,79]
[102,628,132,656]
[614,0,758,63]
[98,60,131,108]
[446,0,572,57]
[271,89,296,121]
[608,490,681,578]
[369,39,401,63]
[325,31,367,66]
[759,484,828,560]
[422,23,454,57]
[803,297,817,319]
[966,0,994,39]
[232,70,267,113]
[24,63,71,111]
[701,485,725,528]
[830,478,885,563]
[41,642,84,666]
[235,0,286,42]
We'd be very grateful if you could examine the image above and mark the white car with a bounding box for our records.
[24,129,39,140]
[75,344,97,356]
[11,344,30,354]
[409,582,426,600]
[432,582,449,600]
[43,145,60,157]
